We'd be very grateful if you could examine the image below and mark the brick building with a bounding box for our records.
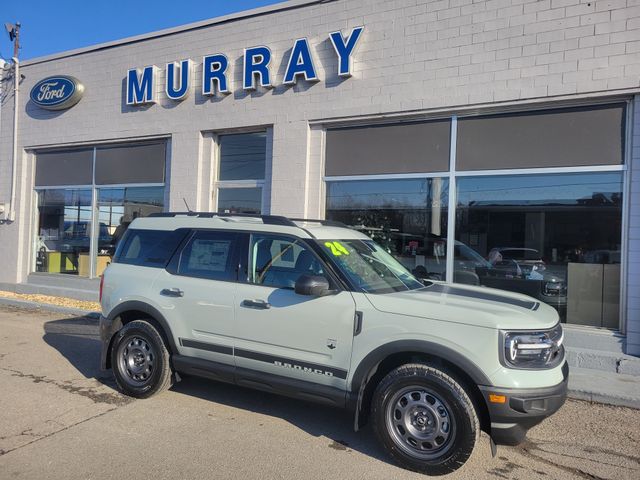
[0,0,639,356]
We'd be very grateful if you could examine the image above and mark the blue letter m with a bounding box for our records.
[127,66,155,105]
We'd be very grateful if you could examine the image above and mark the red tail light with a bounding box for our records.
[99,274,105,303]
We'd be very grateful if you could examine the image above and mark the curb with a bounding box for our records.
[567,390,640,410]
[0,296,100,319]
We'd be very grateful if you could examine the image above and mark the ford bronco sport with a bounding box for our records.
[100,212,567,475]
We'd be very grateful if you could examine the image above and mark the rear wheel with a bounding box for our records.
[371,363,479,475]
[111,320,173,398]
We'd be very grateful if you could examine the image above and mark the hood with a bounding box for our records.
[366,282,559,331]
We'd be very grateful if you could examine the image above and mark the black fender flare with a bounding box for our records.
[107,301,179,353]
[348,340,493,429]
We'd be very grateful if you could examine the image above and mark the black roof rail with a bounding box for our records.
[147,212,297,227]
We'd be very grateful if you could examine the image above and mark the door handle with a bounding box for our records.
[242,299,271,309]
[160,288,184,298]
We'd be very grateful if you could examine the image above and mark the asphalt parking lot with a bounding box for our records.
[1,306,639,480]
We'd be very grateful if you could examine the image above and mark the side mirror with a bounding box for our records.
[295,274,331,297]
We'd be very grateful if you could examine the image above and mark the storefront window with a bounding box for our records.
[35,189,93,276]
[33,141,166,278]
[216,132,267,214]
[325,178,449,278]
[96,187,165,276]
[455,172,623,326]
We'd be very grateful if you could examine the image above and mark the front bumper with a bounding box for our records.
[480,361,569,445]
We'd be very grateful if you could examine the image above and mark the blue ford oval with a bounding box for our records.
[30,76,84,110]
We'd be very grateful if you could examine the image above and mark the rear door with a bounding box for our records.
[151,229,241,370]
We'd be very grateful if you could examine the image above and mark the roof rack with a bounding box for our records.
[147,212,350,230]
[148,212,297,227]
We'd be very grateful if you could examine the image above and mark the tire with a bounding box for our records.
[371,363,479,476]
[111,320,173,399]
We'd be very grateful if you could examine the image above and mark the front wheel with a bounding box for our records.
[111,320,173,399]
[371,363,479,476]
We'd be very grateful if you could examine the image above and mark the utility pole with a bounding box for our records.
[5,22,20,223]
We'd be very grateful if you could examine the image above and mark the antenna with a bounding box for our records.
[183,198,193,212]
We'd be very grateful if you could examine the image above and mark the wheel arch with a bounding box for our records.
[105,301,178,369]
[349,340,492,434]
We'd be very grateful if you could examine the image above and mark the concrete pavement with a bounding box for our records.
[1,305,639,479]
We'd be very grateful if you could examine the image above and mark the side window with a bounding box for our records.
[115,229,187,268]
[249,234,324,289]
[177,231,239,281]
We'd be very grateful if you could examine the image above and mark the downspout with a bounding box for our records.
[8,56,19,222]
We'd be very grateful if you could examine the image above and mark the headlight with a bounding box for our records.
[502,324,564,369]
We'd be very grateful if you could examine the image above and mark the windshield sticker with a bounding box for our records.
[324,241,350,256]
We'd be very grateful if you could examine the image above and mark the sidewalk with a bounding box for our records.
[0,294,639,410]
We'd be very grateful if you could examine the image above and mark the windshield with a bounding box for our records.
[318,239,424,294]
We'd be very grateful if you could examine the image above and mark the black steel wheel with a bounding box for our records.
[371,363,479,475]
[111,320,172,398]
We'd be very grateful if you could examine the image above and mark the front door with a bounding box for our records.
[233,233,356,391]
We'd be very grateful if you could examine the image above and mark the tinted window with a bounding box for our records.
[457,104,625,171]
[219,133,266,181]
[95,142,166,185]
[35,149,93,186]
[218,187,262,214]
[177,231,239,281]
[325,120,451,176]
[116,229,186,268]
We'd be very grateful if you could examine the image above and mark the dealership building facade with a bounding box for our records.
[1,0,640,356]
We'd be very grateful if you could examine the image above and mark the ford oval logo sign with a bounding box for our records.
[30,76,85,110]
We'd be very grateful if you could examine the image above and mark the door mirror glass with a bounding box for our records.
[295,274,331,296]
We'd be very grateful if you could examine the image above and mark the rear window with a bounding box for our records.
[115,229,187,268]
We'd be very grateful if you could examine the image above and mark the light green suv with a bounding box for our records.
[100,213,567,476]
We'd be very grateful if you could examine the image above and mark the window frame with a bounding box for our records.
[213,130,271,215]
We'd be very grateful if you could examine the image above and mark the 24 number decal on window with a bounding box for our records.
[324,241,350,256]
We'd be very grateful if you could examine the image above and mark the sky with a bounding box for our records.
[1,0,282,61]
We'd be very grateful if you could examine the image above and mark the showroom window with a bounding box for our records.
[455,173,623,327]
[325,102,627,330]
[215,132,267,214]
[34,141,166,278]
[325,178,449,278]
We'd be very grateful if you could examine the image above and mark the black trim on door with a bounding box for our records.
[172,354,347,407]
[180,338,233,355]
[235,348,348,380]
[177,338,349,380]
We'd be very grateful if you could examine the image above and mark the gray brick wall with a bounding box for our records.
[0,0,639,348]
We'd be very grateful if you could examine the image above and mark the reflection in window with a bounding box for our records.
[325,178,449,278]
[177,231,238,281]
[456,173,623,327]
[249,234,324,289]
[219,133,266,181]
[35,189,93,276]
[218,187,262,214]
[96,187,165,275]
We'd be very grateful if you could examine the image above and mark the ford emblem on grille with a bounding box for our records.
[30,76,85,110]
